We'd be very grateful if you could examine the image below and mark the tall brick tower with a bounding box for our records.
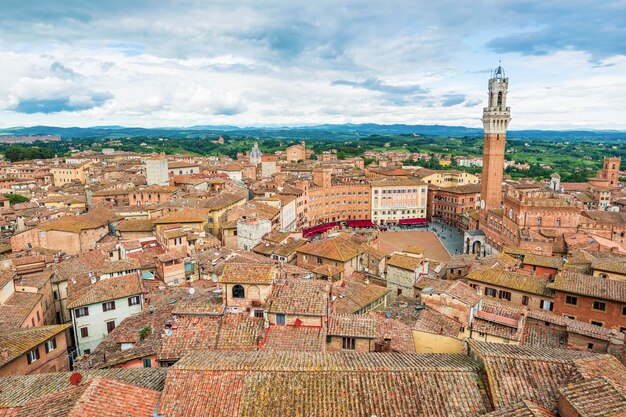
[479,66,510,224]
[598,157,621,187]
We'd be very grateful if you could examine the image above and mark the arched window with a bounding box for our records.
[556,218,561,226]
[232,285,245,299]
[497,92,503,107]
[537,217,542,226]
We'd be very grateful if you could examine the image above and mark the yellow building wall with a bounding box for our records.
[412,330,463,354]
[592,270,626,281]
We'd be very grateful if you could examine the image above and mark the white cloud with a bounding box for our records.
[0,1,624,128]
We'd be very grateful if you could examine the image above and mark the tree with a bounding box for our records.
[4,193,29,204]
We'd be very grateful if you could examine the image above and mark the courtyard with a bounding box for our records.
[376,223,464,263]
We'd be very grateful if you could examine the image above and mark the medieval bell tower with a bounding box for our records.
[479,65,510,223]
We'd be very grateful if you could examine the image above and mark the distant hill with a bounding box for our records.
[0,124,624,142]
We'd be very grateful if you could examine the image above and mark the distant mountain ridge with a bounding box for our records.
[0,124,624,141]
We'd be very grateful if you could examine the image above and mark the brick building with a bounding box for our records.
[306,169,371,225]
[428,183,481,229]
[0,324,70,376]
[549,271,626,332]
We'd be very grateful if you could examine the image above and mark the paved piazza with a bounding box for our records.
[376,230,452,262]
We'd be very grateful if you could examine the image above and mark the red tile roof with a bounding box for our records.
[327,314,376,339]
[261,325,326,352]
[267,280,328,316]
[158,351,490,417]
[13,377,161,417]
[549,271,626,302]
[219,263,277,285]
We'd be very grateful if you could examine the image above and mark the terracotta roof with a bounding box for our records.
[481,400,555,416]
[523,308,613,342]
[503,246,529,257]
[168,160,199,169]
[522,253,565,270]
[467,268,552,296]
[467,340,600,412]
[0,324,70,368]
[67,273,143,310]
[387,253,422,271]
[327,314,376,338]
[332,278,390,314]
[157,316,222,361]
[592,258,626,275]
[472,316,522,341]
[200,191,247,211]
[158,314,264,361]
[268,280,328,316]
[12,256,45,267]
[0,292,42,330]
[0,271,16,288]
[296,236,363,262]
[252,238,306,258]
[558,377,626,416]
[445,281,482,306]
[51,252,106,284]
[12,377,161,417]
[171,290,224,316]
[115,219,154,232]
[215,314,265,352]
[311,264,344,277]
[582,211,626,225]
[415,276,454,292]
[15,271,51,290]
[39,207,120,233]
[573,354,626,388]
[159,351,490,417]
[219,263,277,285]
[0,369,166,408]
[413,307,462,337]
[153,207,206,224]
[370,312,416,353]
[548,271,626,302]
[261,326,326,352]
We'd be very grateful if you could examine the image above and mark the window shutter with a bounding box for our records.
[52,337,57,349]
[35,347,40,360]
[45,342,49,354]
[27,353,32,365]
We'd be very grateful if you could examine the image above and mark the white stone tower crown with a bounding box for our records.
[482,66,511,134]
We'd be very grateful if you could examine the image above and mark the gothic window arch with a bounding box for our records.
[497,92,503,107]
[232,285,245,299]
[537,217,542,226]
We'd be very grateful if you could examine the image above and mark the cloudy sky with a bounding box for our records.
[0,0,625,129]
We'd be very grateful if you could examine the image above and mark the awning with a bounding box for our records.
[398,218,428,225]
[346,220,375,228]
[302,222,338,238]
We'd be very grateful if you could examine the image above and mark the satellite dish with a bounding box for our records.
[189,287,196,295]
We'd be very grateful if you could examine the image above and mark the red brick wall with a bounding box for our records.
[0,332,69,376]
[521,264,558,278]
[553,291,626,330]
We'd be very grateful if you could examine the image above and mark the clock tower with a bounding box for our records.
[479,65,510,224]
